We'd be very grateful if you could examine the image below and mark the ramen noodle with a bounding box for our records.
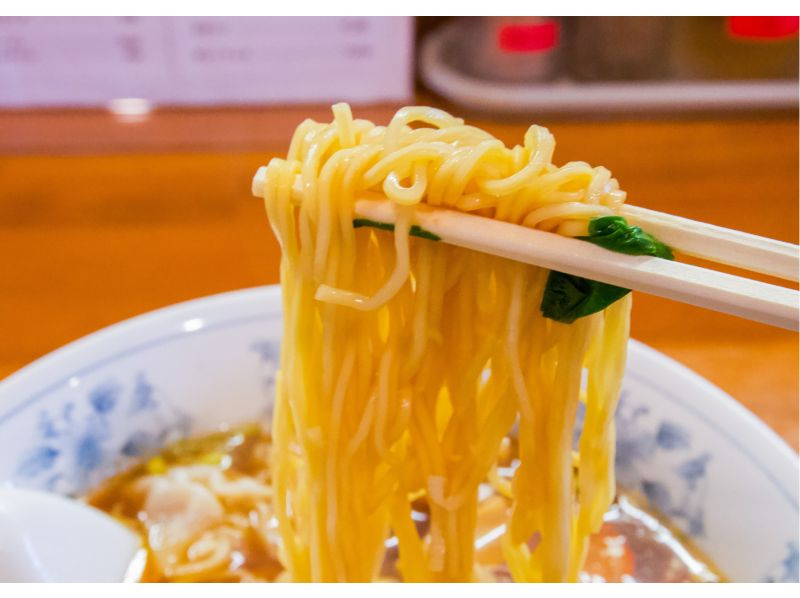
[257,105,643,581]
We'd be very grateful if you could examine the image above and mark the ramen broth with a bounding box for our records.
[87,427,721,583]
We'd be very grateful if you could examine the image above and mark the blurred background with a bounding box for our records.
[0,16,797,446]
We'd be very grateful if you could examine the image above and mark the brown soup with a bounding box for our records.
[87,426,722,583]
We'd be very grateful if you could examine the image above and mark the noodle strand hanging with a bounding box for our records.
[261,104,635,582]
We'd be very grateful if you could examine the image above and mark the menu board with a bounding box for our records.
[0,17,414,107]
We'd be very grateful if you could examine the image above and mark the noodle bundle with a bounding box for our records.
[260,105,632,582]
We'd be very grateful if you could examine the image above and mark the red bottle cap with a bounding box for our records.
[498,21,560,53]
[727,16,799,40]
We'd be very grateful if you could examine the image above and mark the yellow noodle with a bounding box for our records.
[262,105,632,582]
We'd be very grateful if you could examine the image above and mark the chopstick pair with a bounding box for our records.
[252,168,799,331]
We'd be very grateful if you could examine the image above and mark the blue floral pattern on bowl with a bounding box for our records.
[13,373,190,496]
[615,389,711,538]
[762,542,800,583]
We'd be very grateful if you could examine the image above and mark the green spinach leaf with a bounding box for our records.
[541,272,632,324]
[541,216,674,324]
[579,216,673,260]
[353,218,441,242]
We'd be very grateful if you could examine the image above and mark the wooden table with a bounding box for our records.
[1,104,797,450]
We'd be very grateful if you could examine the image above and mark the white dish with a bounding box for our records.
[0,286,796,582]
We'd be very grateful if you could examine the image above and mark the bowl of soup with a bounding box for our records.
[0,286,796,582]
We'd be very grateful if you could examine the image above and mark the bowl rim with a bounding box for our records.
[626,341,798,509]
[0,286,278,426]
[0,285,796,474]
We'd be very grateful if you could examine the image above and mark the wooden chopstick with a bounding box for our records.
[254,168,799,282]
[252,168,799,330]
[622,204,799,282]
[355,200,798,331]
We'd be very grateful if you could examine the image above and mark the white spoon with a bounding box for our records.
[0,487,143,582]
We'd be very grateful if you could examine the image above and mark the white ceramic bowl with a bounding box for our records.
[0,286,796,582]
